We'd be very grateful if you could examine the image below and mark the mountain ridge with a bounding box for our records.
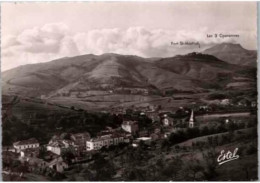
[2,50,256,100]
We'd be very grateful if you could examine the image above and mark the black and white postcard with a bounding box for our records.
[1,2,258,181]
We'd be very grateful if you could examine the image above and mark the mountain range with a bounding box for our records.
[2,43,256,101]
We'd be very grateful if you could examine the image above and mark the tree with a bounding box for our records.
[162,158,183,180]
[243,161,257,180]
[38,146,47,159]
[201,147,218,180]
[161,139,170,151]
[123,168,147,181]
[183,156,204,180]
[61,151,75,164]
[90,154,116,181]
[95,163,116,181]
[156,158,164,170]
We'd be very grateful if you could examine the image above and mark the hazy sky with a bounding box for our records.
[1,2,257,71]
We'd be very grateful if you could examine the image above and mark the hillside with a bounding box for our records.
[2,52,256,109]
[202,43,257,67]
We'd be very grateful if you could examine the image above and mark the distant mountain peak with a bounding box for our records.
[100,53,122,57]
[202,43,256,67]
[219,42,242,46]
[205,42,245,52]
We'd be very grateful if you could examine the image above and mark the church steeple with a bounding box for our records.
[189,110,194,128]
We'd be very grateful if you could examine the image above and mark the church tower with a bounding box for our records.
[189,110,194,128]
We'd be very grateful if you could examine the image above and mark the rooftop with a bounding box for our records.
[71,132,91,139]
[136,137,152,141]
[122,121,138,126]
[48,139,76,148]
[89,132,126,142]
[48,157,66,166]
[13,138,39,146]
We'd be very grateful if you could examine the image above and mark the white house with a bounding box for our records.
[161,114,173,126]
[220,99,230,105]
[121,121,139,134]
[13,138,39,152]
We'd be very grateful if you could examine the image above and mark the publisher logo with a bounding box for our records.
[217,148,239,165]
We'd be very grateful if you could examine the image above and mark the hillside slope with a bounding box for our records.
[2,52,256,100]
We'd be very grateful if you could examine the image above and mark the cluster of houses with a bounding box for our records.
[7,103,246,178]
[5,137,68,173]
[205,98,257,108]
[4,109,197,176]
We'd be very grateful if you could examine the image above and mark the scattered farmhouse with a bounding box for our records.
[220,99,230,105]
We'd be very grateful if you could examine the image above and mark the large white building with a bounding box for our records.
[86,133,130,151]
[13,138,40,152]
[121,121,139,134]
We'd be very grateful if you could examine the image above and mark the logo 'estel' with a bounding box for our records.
[217,148,239,165]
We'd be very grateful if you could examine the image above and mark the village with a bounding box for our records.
[2,108,192,174]
[2,95,257,181]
